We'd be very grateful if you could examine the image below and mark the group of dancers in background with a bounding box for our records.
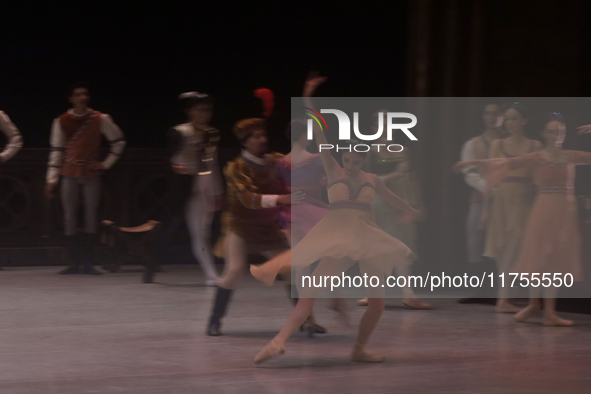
[2,73,591,365]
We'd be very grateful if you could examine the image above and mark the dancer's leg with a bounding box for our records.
[186,180,218,285]
[259,248,327,335]
[145,173,193,283]
[352,297,386,362]
[59,177,82,274]
[82,176,101,235]
[207,231,247,335]
[61,177,80,237]
[254,257,353,364]
[352,261,386,362]
[542,286,573,326]
[253,297,315,364]
[514,285,542,322]
[495,237,522,313]
[217,230,248,289]
[80,176,102,275]
[395,264,431,309]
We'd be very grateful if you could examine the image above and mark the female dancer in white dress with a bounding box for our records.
[455,114,591,326]
[252,74,422,364]
[483,105,542,312]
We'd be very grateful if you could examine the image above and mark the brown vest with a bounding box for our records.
[59,110,103,178]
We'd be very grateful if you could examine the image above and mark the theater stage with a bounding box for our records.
[0,266,589,393]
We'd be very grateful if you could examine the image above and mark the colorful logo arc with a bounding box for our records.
[303,107,328,132]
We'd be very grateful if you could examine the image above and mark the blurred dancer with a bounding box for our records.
[483,104,542,313]
[0,111,22,267]
[276,119,347,331]
[357,113,430,310]
[45,83,126,275]
[277,120,328,246]
[0,111,23,164]
[458,103,503,304]
[252,74,421,364]
[454,113,589,326]
[206,118,304,336]
[145,92,223,285]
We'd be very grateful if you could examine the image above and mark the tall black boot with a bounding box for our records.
[58,235,82,274]
[206,286,233,336]
[81,233,103,275]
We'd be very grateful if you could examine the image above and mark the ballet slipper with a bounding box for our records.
[330,298,351,327]
[351,344,385,363]
[357,298,369,306]
[250,257,290,286]
[495,302,522,314]
[514,304,541,322]
[250,264,279,286]
[402,297,431,310]
[542,315,574,327]
[254,337,286,364]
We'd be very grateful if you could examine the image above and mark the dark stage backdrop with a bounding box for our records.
[0,1,409,151]
[406,0,591,310]
[3,0,591,305]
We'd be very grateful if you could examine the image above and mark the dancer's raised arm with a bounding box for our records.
[302,73,341,181]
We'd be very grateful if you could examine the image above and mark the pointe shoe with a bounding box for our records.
[402,297,431,310]
[514,304,541,322]
[254,338,285,364]
[250,264,279,286]
[495,303,522,314]
[357,298,369,306]
[542,315,574,327]
[351,345,385,363]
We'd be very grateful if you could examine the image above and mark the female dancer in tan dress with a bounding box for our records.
[455,113,589,326]
[484,105,542,313]
[251,74,422,364]
[357,121,430,309]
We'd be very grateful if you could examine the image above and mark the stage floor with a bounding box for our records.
[0,265,590,393]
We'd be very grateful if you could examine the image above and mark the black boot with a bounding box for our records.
[143,264,157,284]
[59,235,82,274]
[206,287,233,336]
[286,285,327,335]
[80,233,103,275]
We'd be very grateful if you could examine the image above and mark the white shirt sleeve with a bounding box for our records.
[46,118,65,184]
[261,194,279,208]
[100,114,126,169]
[0,111,23,162]
[461,139,487,193]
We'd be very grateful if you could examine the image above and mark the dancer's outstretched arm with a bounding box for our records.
[452,152,538,173]
[452,152,539,194]
[302,72,341,181]
[372,174,422,220]
[567,150,591,165]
